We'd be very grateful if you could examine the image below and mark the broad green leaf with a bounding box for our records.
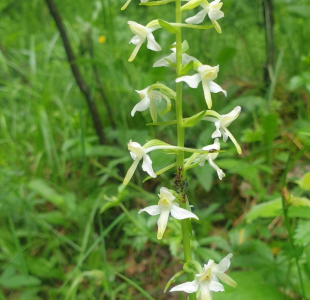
[193,165,213,192]
[213,271,284,300]
[294,220,310,246]
[297,172,310,190]
[0,274,41,289]
[287,5,310,18]
[182,110,206,127]
[158,19,179,33]
[288,206,310,219]
[179,60,195,76]
[245,198,282,222]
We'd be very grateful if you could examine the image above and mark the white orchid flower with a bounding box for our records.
[123,141,156,185]
[170,254,236,300]
[176,65,226,109]
[185,0,224,34]
[139,187,199,239]
[153,47,199,68]
[131,86,171,122]
[204,106,242,154]
[128,21,161,62]
[197,138,225,180]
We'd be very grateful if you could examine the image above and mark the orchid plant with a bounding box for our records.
[121,0,241,299]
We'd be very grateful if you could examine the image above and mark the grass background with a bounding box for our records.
[0,0,310,299]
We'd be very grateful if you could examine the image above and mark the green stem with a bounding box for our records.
[281,145,305,299]
[175,1,196,299]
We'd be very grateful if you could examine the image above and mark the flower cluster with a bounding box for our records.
[121,0,239,299]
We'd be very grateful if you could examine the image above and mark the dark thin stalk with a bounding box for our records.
[262,0,275,86]
[281,145,305,299]
[44,0,106,145]
[87,30,116,129]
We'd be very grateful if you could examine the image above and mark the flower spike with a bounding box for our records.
[139,187,199,239]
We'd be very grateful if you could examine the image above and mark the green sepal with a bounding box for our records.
[164,270,186,293]
[182,40,189,53]
[140,0,176,6]
[143,162,176,183]
[158,19,179,33]
[183,260,202,274]
[143,139,171,149]
[149,83,176,99]
[174,23,214,30]
[181,0,202,11]
[147,120,177,126]
[182,110,206,128]
[179,60,195,76]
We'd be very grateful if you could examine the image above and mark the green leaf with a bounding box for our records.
[288,206,310,219]
[294,220,310,246]
[182,110,206,128]
[181,0,201,11]
[287,5,310,18]
[164,270,185,293]
[297,172,310,190]
[193,165,213,192]
[28,179,64,208]
[158,19,179,33]
[179,60,195,76]
[0,274,41,289]
[213,272,284,300]
[245,198,282,222]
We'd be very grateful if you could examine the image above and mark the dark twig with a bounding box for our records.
[263,0,275,86]
[44,0,106,145]
[87,30,116,129]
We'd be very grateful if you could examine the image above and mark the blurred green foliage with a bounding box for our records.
[0,0,309,299]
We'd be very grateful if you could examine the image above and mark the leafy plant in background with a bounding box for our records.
[121,0,241,299]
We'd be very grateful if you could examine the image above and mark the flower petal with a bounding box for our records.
[170,279,199,293]
[199,282,212,300]
[138,205,161,216]
[170,204,199,220]
[160,187,175,202]
[185,10,208,25]
[129,35,141,45]
[176,73,201,88]
[142,154,156,178]
[147,32,161,51]
[209,9,224,21]
[131,94,151,116]
[208,281,224,292]
[211,121,222,139]
[208,157,225,180]
[209,81,227,96]
[216,253,233,273]
[157,208,170,239]
[216,272,237,288]
[202,79,212,109]
[223,128,242,154]
[123,158,141,185]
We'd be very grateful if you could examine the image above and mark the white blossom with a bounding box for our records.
[139,187,199,239]
[128,21,161,62]
[204,106,242,154]
[185,0,224,33]
[176,65,226,109]
[170,254,236,300]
